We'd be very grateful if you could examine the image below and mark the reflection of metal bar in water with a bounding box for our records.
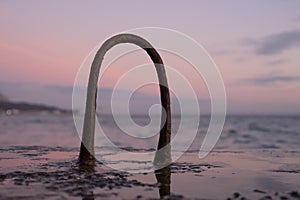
[78,164,95,200]
[78,34,171,166]
[82,192,94,200]
[155,165,171,198]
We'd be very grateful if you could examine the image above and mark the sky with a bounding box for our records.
[0,1,300,115]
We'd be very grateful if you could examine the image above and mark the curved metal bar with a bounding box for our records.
[79,34,171,165]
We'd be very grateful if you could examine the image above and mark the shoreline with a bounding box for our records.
[0,147,299,199]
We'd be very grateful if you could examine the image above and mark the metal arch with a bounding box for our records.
[79,34,171,165]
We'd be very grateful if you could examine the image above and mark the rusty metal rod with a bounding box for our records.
[79,34,171,166]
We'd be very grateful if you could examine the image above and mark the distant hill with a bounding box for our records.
[0,92,70,114]
[0,101,71,114]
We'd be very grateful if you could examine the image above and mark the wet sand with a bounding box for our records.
[0,146,299,199]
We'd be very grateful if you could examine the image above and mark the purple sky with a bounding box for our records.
[1,1,300,114]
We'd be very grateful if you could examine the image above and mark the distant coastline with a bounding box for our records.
[0,101,71,114]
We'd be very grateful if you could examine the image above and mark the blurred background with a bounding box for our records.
[1,1,300,115]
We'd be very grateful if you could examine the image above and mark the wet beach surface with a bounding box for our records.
[0,146,299,200]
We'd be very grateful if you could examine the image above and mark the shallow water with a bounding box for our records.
[0,114,299,199]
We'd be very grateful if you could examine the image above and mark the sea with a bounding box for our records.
[1,113,299,151]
